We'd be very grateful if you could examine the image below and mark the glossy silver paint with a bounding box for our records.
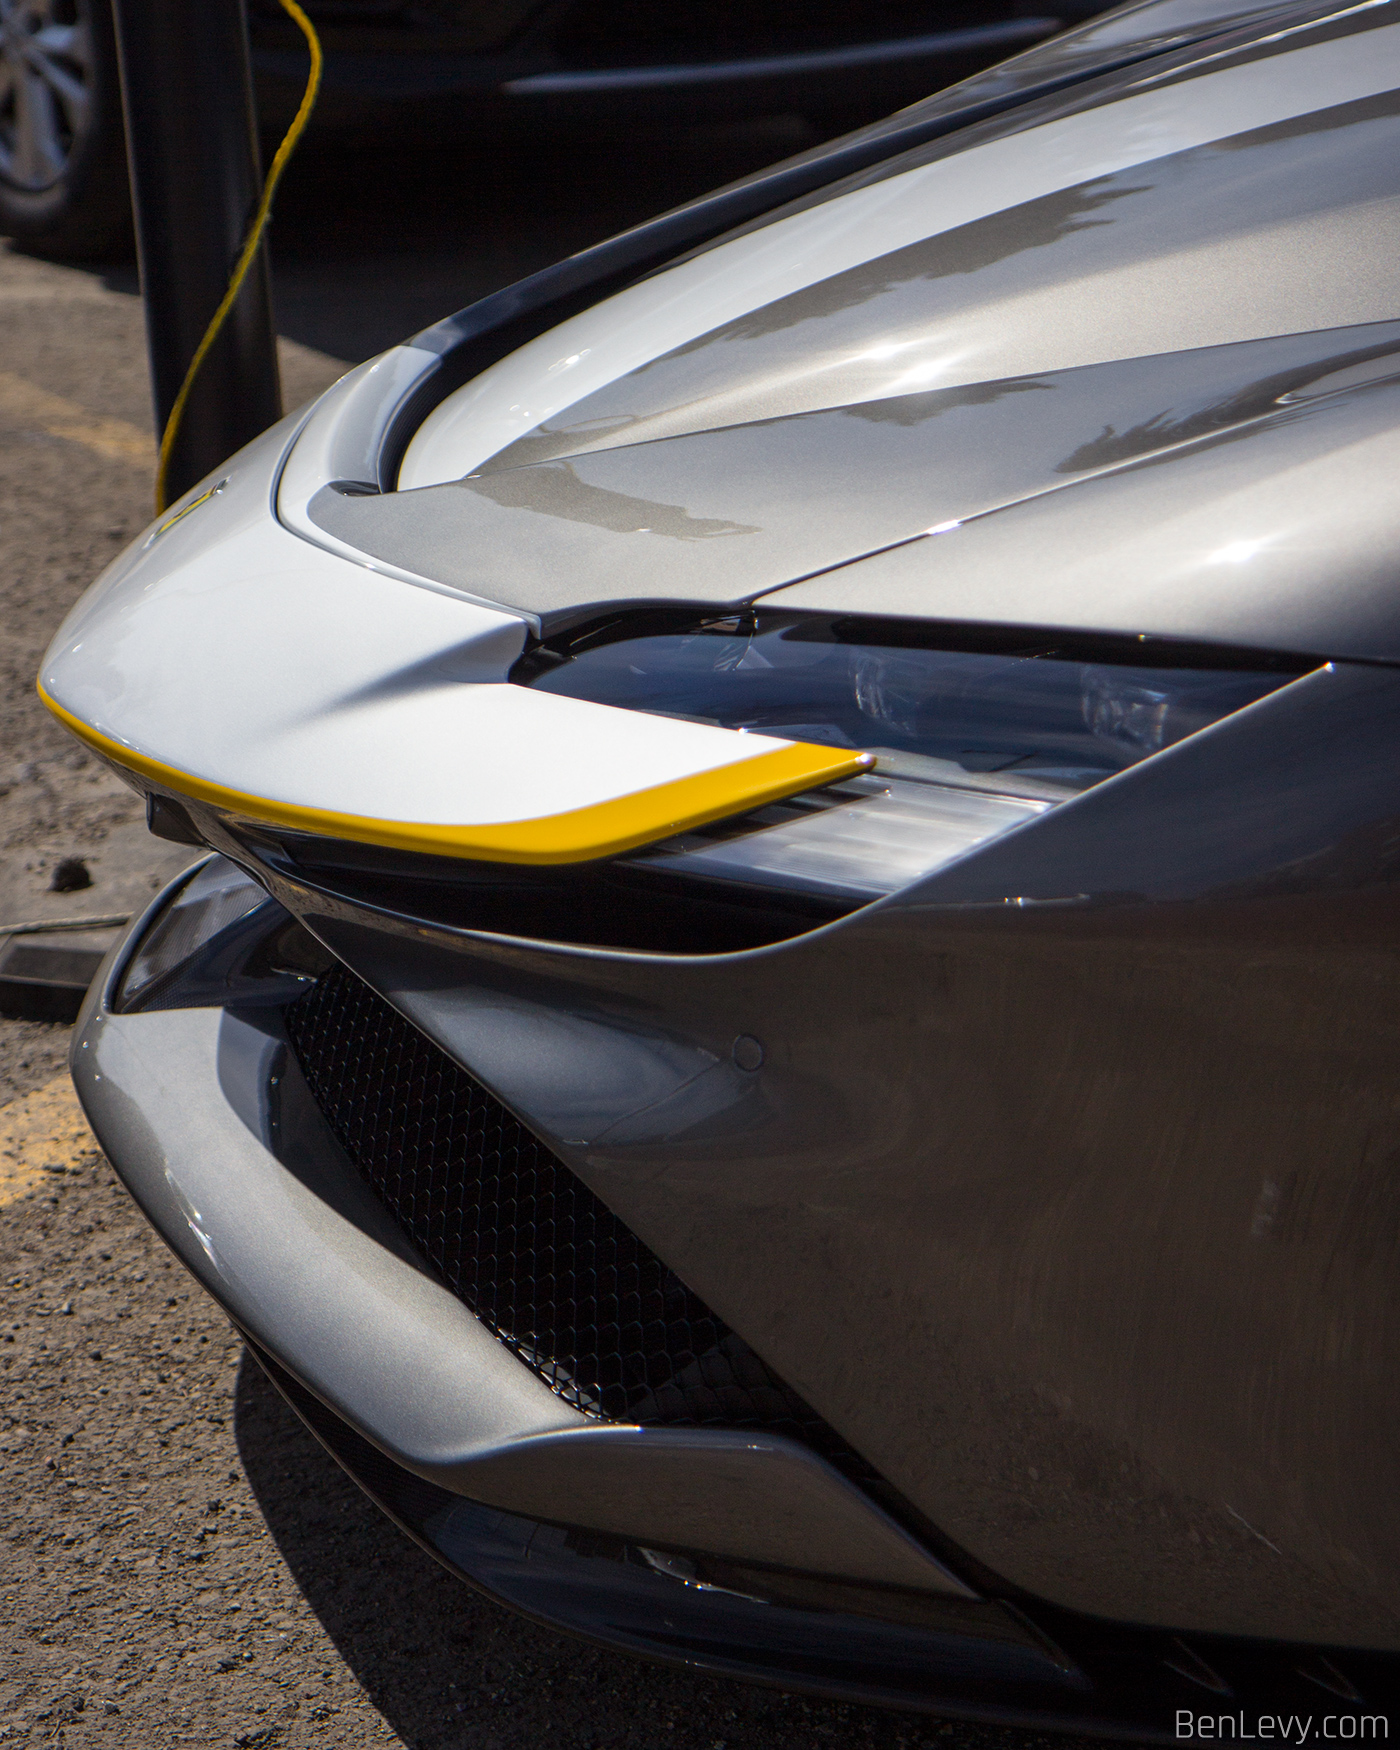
[71,890,970,1596]
[246,658,1400,1648]
[470,99,1400,466]
[315,323,1400,649]
[773,363,1400,660]
[309,22,1400,646]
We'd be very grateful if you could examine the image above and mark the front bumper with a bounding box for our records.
[69,864,1400,1733]
[71,869,965,1596]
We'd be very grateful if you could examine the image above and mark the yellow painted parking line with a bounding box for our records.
[0,1075,99,1209]
[0,370,152,468]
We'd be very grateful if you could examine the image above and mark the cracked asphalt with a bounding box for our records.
[0,126,1116,1750]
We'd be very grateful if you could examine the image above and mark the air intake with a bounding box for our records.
[283,963,874,1481]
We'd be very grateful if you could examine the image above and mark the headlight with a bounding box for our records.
[515,613,1308,904]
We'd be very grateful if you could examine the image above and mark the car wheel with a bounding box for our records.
[0,0,131,261]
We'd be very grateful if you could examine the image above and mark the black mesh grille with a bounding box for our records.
[284,964,874,1481]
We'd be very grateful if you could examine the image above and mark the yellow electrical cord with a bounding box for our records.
[153,0,323,515]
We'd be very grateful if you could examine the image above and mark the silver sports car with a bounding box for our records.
[38,0,1400,1729]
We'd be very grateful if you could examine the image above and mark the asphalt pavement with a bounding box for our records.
[0,125,1115,1750]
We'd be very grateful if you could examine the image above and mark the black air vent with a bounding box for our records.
[284,963,874,1481]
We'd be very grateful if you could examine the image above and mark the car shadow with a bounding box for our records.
[231,1347,1040,1750]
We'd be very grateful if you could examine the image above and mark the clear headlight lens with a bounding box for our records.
[518,614,1307,901]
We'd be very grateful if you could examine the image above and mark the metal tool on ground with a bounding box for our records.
[0,915,131,1024]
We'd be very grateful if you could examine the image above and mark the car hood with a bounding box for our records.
[38,0,1400,869]
[299,0,1400,654]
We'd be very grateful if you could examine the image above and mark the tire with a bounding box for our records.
[0,0,132,262]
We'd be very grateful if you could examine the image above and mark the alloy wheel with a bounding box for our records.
[0,0,94,193]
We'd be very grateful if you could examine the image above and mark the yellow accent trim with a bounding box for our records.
[144,477,229,547]
[37,683,873,865]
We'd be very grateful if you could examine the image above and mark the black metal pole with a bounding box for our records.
[110,0,283,505]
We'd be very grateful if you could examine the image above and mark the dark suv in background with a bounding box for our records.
[0,0,1102,260]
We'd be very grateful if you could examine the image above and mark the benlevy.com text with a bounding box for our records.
[1178,1717,1388,1741]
